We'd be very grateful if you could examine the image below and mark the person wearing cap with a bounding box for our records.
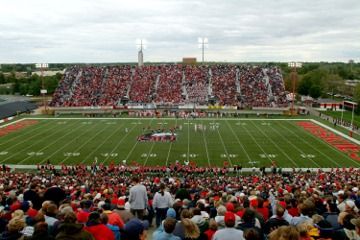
[153,217,181,240]
[122,218,148,240]
[213,211,244,240]
[129,176,148,220]
[113,198,134,224]
[153,183,174,227]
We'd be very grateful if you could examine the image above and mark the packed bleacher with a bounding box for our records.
[50,64,288,108]
[0,164,359,240]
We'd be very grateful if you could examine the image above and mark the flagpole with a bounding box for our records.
[340,101,344,126]
[351,103,355,129]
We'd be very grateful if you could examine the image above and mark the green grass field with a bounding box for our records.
[325,110,360,126]
[0,117,359,168]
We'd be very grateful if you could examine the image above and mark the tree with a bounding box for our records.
[309,85,322,99]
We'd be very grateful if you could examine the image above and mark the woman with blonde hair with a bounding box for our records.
[268,226,300,240]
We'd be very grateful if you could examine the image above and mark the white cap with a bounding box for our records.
[352,187,359,192]
[346,200,355,209]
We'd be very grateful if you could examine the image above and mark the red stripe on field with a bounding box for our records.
[297,121,360,161]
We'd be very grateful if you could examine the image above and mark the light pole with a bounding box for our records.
[136,39,147,67]
[35,63,49,112]
[288,62,302,115]
[198,37,208,64]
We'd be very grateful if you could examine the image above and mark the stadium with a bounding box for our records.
[1,0,360,240]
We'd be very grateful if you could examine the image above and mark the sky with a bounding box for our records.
[0,0,359,63]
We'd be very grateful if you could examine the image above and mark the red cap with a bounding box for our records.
[278,201,286,209]
[226,202,235,212]
[250,199,258,208]
[117,198,126,206]
[213,196,220,201]
[27,208,38,218]
[77,211,89,223]
[224,211,236,223]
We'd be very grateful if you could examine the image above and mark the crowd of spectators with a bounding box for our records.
[129,66,158,104]
[210,65,237,106]
[183,65,209,105]
[1,164,360,239]
[50,64,288,108]
[154,65,183,105]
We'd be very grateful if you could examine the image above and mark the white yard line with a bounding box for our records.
[77,123,127,165]
[0,120,53,147]
[225,120,252,165]
[165,118,177,166]
[39,122,99,164]
[0,120,78,164]
[214,120,232,166]
[18,121,88,165]
[143,142,156,166]
[125,118,155,165]
[250,121,299,167]
[102,124,138,164]
[0,118,26,128]
[201,120,211,167]
[269,123,321,167]
[311,119,360,145]
[280,122,344,167]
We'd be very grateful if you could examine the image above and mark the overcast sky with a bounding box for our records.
[0,0,359,63]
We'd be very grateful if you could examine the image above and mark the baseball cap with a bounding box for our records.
[225,202,235,212]
[124,219,149,238]
[166,208,176,218]
[224,211,235,223]
[117,198,125,207]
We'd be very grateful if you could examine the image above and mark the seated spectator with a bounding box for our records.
[264,204,289,235]
[212,212,244,240]
[29,222,55,240]
[55,212,94,240]
[153,217,181,240]
[102,203,124,229]
[100,213,120,240]
[113,198,134,224]
[0,217,25,240]
[121,218,149,240]
[84,212,115,240]
[268,226,299,240]
[204,219,217,240]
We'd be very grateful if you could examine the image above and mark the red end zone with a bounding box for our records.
[0,120,39,137]
[297,121,360,161]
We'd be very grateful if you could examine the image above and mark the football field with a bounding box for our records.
[0,117,359,168]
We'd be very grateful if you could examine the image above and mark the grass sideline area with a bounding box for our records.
[0,117,359,168]
[325,110,360,126]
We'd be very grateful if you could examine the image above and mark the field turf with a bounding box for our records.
[0,117,359,168]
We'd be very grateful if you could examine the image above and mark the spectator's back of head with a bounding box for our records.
[244,228,261,240]
[163,217,177,234]
[268,226,300,240]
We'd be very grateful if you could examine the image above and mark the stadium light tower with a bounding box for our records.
[198,37,209,64]
[288,62,302,115]
[136,39,147,67]
[35,63,49,112]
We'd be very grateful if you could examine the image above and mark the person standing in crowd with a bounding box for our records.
[153,183,174,227]
[129,176,148,220]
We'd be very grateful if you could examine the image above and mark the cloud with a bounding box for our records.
[0,0,359,63]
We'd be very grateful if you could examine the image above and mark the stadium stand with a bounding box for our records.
[50,64,288,108]
[0,165,359,239]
